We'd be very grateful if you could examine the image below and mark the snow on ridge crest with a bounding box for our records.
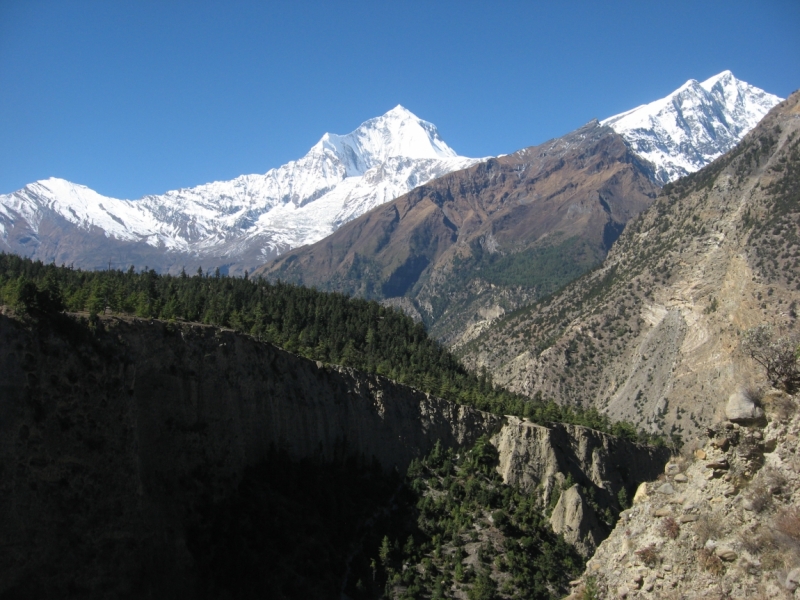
[311,104,458,174]
[602,71,782,184]
[0,106,477,271]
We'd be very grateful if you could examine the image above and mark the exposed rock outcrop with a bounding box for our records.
[493,417,666,504]
[567,391,800,599]
[726,388,766,424]
[550,484,605,556]
[491,416,668,554]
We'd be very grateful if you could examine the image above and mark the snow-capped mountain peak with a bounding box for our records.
[0,106,478,275]
[602,71,782,183]
[310,105,458,177]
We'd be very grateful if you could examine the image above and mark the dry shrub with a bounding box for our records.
[739,525,771,555]
[698,548,725,576]
[762,467,787,495]
[695,513,725,545]
[660,516,680,540]
[745,483,773,513]
[745,385,765,404]
[635,544,659,567]
[775,506,800,541]
[768,393,797,420]
[738,524,790,571]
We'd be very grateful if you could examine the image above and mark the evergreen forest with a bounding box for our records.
[188,438,585,600]
[0,253,658,443]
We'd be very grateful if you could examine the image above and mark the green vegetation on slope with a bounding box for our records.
[0,253,655,441]
[422,235,606,342]
[186,438,585,599]
[456,235,604,293]
[346,438,584,600]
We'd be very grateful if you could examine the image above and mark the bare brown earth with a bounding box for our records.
[460,90,800,444]
[256,121,659,343]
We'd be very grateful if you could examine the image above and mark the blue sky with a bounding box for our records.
[1,0,798,199]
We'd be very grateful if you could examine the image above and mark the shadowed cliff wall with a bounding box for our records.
[0,313,501,596]
[0,312,667,596]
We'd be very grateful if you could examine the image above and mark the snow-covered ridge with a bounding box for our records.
[602,71,783,184]
[0,76,782,274]
[0,106,478,272]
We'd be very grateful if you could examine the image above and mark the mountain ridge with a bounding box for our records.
[256,120,661,344]
[0,106,477,275]
[0,72,782,288]
[460,89,800,440]
[603,70,782,184]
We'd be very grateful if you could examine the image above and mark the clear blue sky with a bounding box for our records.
[1,0,798,198]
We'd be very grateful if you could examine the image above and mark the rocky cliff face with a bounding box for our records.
[0,312,499,596]
[567,390,800,599]
[492,416,667,555]
[0,311,665,597]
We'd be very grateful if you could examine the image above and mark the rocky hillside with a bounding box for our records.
[0,310,665,598]
[567,389,800,599]
[258,121,660,344]
[461,89,800,442]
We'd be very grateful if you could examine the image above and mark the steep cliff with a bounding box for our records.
[0,311,665,596]
[492,417,667,555]
[0,311,498,597]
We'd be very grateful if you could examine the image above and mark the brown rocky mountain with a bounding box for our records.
[460,90,800,443]
[256,121,660,343]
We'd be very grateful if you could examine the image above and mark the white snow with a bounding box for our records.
[0,74,783,270]
[602,71,782,183]
[0,106,478,262]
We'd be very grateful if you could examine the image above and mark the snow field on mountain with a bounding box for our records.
[0,73,783,267]
[602,70,782,183]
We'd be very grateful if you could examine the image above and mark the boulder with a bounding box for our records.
[633,482,649,505]
[657,483,675,495]
[725,389,765,424]
[715,545,737,561]
[786,567,800,592]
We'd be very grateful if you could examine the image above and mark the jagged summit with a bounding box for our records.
[310,105,458,176]
[602,70,782,183]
